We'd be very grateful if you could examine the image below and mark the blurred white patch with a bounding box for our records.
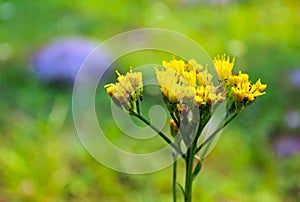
[0,2,16,20]
[151,2,170,19]
[227,39,246,57]
[0,42,13,61]
[19,179,35,196]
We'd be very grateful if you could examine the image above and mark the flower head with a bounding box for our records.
[195,85,225,106]
[155,67,194,104]
[196,66,213,86]
[156,57,223,108]
[104,68,143,110]
[214,54,235,81]
[162,57,186,75]
[228,71,267,102]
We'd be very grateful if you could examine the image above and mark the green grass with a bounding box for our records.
[1,0,300,201]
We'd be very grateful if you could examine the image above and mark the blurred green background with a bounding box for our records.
[1,0,300,201]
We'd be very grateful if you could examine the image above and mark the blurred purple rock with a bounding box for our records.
[272,136,300,157]
[288,69,300,89]
[31,37,111,84]
[285,111,300,129]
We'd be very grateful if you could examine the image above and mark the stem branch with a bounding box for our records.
[131,111,184,157]
[196,112,238,154]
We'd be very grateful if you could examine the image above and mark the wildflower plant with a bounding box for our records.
[104,54,266,202]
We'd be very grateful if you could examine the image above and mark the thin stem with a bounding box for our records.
[195,112,238,154]
[194,110,210,145]
[136,100,140,115]
[130,110,184,157]
[172,151,177,202]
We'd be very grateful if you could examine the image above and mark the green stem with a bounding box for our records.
[136,100,140,115]
[173,151,177,202]
[183,108,209,202]
[131,111,184,157]
[195,112,238,154]
[184,146,195,202]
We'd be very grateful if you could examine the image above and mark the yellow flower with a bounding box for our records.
[195,85,208,105]
[170,118,178,131]
[195,85,225,106]
[162,57,186,75]
[124,67,143,89]
[188,59,203,73]
[229,71,267,102]
[104,68,143,109]
[253,79,267,93]
[115,70,124,82]
[104,84,115,97]
[214,54,235,81]
[182,69,197,87]
[112,83,130,105]
[196,66,213,86]
[155,67,194,103]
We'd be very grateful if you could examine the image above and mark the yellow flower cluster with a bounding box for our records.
[104,54,267,113]
[213,54,267,104]
[155,58,225,107]
[104,68,143,110]
[228,71,267,102]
